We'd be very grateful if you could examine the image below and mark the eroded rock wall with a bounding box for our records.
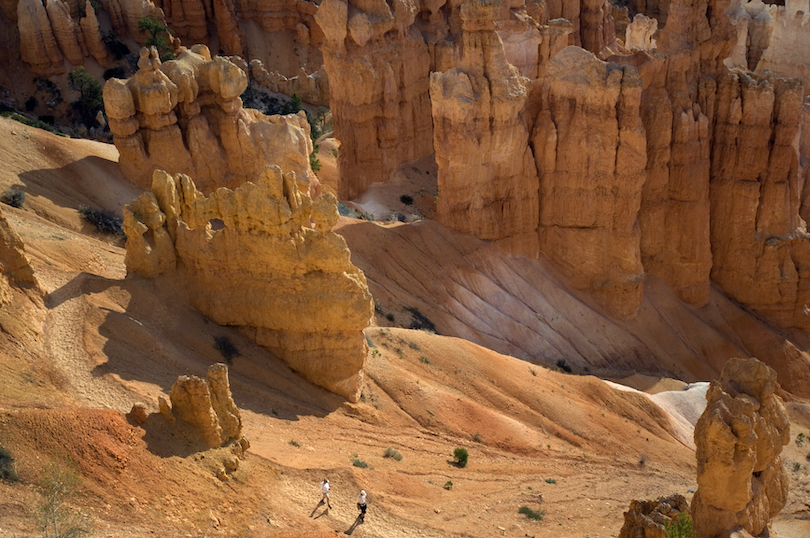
[123,167,373,401]
[533,46,647,316]
[692,357,790,537]
[104,46,315,194]
[431,0,538,240]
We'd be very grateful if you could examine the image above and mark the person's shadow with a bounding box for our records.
[310,500,329,519]
[344,514,364,535]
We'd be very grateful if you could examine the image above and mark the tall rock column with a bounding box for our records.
[532,46,647,317]
[431,0,538,240]
[316,0,433,200]
[710,71,810,330]
[692,358,790,538]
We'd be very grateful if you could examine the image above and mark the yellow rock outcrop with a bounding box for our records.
[692,357,790,538]
[123,168,373,401]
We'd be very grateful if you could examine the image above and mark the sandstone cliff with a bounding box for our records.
[692,357,790,538]
[123,168,373,401]
[533,46,647,316]
[431,0,538,240]
[104,46,316,194]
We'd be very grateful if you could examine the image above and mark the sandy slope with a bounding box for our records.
[0,117,809,537]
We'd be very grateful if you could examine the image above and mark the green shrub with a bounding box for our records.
[213,335,239,364]
[37,456,94,538]
[2,188,25,208]
[385,313,395,323]
[419,356,431,365]
[443,481,453,490]
[518,505,543,520]
[453,448,468,468]
[383,447,403,461]
[664,512,695,538]
[78,205,125,237]
[289,440,301,448]
[544,478,556,484]
[68,67,103,125]
[103,66,127,80]
[352,458,369,469]
[0,446,20,482]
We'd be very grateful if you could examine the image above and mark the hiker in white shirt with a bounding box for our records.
[320,478,332,509]
[356,490,367,520]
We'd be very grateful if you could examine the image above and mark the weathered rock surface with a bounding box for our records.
[123,168,373,401]
[692,357,790,538]
[0,206,40,297]
[431,0,538,240]
[167,363,243,448]
[710,70,810,330]
[104,46,316,194]
[248,59,331,107]
[625,13,657,51]
[533,46,647,316]
[618,494,690,538]
[17,0,64,76]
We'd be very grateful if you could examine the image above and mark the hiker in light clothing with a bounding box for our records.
[320,479,332,509]
[356,490,367,520]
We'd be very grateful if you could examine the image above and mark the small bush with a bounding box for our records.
[453,448,468,468]
[409,341,420,351]
[383,447,403,461]
[289,440,301,448]
[556,359,572,373]
[664,512,695,538]
[37,456,94,538]
[2,188,25,208]
[310,150,321,174]
[792,460,802,472]
[443,481,453,490]
[103,66,127,80]
[213,335,239,364]
[332,149,338,158]
[0,447,20,482]
[544,478,556,484]
[385,313,395,322]
[471,433,482,443]
[78,205,125,237]
[518,505,543,521]
[400,194,414,205]
[406,306,437,333]
[352,458,369,469]
[419,356,431,365]
[797,432,806,447]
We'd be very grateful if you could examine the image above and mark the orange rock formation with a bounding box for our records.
[123,167,373,401]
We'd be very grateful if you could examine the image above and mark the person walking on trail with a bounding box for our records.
[320,478,332,509]
[356,490,367,521]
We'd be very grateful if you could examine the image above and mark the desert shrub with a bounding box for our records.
[792,460,802,472]
[405,306,436,333]
[138,18,174,56]
[0,447,20,482]
[419,356,431,365]
[332,149,338,158]
[102,31,130,60]
[409,341,420,351]
[453,448,468,468]
[443,481,453,490]
[352,458,369,469]
[544,478,556,484]
[665,512,695,538]
[556,359,572,373]
[289,440,301,448]
[213,335,239,364]
[78,205,125,237]
[37,456,94,538]
[518,505,543,521]
[639,453,648,467]
[383,447,403,461]
[797,432,806,446]
[400,194,414,205]
[68,67,104,125]
[25,96,37,111]
[385,313,395,323]
[103,66,127,80]
[2,188,25,208]
[471,433,482,443]
[310,143,321,174]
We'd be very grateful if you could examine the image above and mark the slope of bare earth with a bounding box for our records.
[0,116,808,537]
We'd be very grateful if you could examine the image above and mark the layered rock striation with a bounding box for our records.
[534,46,647,316]
[104,46,316,194]
[431,0,538,240]
[692,357,790,538]
[123,167,373,401]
